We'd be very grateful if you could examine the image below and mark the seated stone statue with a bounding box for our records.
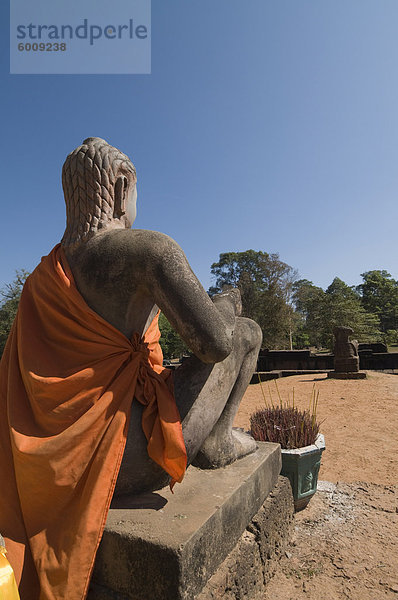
[0,137,262,600]
[62,137,262,492]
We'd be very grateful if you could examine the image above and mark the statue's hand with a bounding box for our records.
[212,288,242,317]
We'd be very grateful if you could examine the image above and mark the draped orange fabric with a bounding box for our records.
[0,244,187,600]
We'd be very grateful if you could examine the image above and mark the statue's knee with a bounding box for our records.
[237,317,263,352]
[250,320,263,350]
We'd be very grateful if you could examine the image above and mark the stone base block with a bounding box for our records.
[88,443,287,600]
[196,477,294,600]
[328,372,367,379]
[334,357,360,372]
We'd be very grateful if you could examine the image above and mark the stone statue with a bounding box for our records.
[332,326,359,372]
[61,137,262,495]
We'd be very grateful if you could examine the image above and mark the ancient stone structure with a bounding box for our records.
[328,326,366,379]
[255,345,398,377]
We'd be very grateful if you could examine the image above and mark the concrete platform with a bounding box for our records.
[88,443,281,600]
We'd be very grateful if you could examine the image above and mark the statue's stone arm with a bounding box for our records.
[131,230,235,364]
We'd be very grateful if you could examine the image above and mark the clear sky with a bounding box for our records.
[1,0,398,294]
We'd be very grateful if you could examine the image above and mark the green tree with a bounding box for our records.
[293,277,381,349]
[323,278,381,347]
[158,312,188,360]
[292,279,326,348]
[357,270,398,336]
[209,250,297,349]
[0,270,30,358]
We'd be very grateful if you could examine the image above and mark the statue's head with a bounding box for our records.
[333,326,354,341]
[62,137,137,245]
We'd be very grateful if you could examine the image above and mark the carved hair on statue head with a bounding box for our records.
[61,137,137,246]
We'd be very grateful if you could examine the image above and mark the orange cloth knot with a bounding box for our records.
[131,332,150,359]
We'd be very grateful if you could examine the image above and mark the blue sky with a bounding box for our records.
[1,0,398,294]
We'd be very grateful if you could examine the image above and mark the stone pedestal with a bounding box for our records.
[334,356,360,372]
[88,443,293,600]
[328,371,367,379]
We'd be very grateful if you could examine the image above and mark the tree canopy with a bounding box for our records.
[209,250,297,349]
[357,270,398,342]
[158,312,188,359]
[292,277,381,349]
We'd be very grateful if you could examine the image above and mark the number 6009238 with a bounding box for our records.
[18,42,67,51]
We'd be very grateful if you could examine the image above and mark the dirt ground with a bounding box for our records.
[234,372,398,599]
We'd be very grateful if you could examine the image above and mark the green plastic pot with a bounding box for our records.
[281,433,325,511]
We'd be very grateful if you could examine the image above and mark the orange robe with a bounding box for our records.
[0,244,187,600]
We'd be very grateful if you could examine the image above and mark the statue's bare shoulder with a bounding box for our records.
[69,227,196,298]
[98,227,190,275]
